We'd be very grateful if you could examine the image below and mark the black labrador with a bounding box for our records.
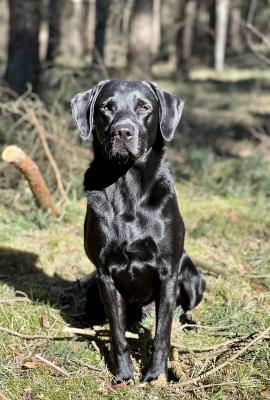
[71,80,205,384]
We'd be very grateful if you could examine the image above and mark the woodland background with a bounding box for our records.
[0,1,270,399]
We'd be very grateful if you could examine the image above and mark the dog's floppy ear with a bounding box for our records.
[71,80,109,140]
[147,82,184,141]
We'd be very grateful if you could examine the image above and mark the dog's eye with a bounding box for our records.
[101,104,111,112]
[138,104,150,113]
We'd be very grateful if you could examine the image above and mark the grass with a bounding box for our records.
[0,66,270,398]
[0,179,269,399]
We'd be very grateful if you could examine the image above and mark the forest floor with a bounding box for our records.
[0,66,270,399]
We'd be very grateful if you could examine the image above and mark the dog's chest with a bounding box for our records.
[85,169,175,264]
[87,177,165,243]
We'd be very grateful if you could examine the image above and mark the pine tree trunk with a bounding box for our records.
[214,0,230,73]
[152,0,162,55]
[82,0,96,58]
[176,0,197,79]
[229,3,243,52]
[93,0,108,66]
[128,0,153,79]
[46,0,62,62]
[5,0,41,94]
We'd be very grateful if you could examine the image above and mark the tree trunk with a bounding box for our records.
[176,0,197,79]
[152,0,162,55]
[5,0,41,94]
[82,0,96,58]
[46,0,62,62]
[128,0,153,79]
[93,0,108,66]
[229,2,243,52]
[214,0,230,73]
[105,0,125,68]
[208,0,216,66]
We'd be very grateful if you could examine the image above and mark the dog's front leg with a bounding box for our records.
[143,274,178,383]
[98,275,134,383]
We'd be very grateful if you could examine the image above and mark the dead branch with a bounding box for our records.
[45,132,91,159]
[69,357,102,372]
[0,326,72,340]
[25,107,67,199]
[174,326,270,387]
[246,0,270,46]
[91,341,101,353]
[63,326,138,339]
[2,145,58,216]
[35,353,70,376]
[0,297,32,304]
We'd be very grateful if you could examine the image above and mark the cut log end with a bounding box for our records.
[2,145,26,164]
[2,145,58,217]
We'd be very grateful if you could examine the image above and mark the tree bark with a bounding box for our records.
[152,0,162,55]
[214,0,230,73]
[82,0,96,58]
[93,0,109,66]
[176,0,197,79]
[128,0,153,79]
[5,0,41,94]
[46,0,62,62]
[229,2,243,52]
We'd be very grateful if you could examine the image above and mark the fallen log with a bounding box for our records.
[2,145,58,216]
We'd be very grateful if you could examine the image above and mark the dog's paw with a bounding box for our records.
[113,372,135,386]
[143,369,167,385]
[179,313,197,332]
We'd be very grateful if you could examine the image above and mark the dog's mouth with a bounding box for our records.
[103,138,139,161]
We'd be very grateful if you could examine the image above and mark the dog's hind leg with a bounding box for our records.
[85,271,107,326]
[176,251,206,328]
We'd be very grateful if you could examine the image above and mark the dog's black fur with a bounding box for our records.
[71,80,205,383]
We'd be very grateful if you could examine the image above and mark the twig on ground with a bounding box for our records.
[69,357,102,372]
[35,353,70,376]
[2,323,267,364]
[91,341,101,353]
[174,326,270,387]
[63,326,97,337]
[0,297,32,304]
[63,326,138,339]
[0,326,72,340]
[173,333,254,354]
[179,323,236,332]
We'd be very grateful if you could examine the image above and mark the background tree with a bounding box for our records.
[5,0,41,94]
[152,0,162,55]
[93,0,109,67]
[214,0,230,72]
[229,0,243,52]
[176,0,197,79]
[46,0,62,62]
[128,0,153,78]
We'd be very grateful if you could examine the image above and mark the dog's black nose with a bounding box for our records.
[115,128,133,140]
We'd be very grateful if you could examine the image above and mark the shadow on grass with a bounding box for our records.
[0,247,162,380]
[0,247,85,324]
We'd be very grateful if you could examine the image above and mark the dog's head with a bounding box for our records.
[71,80,184,160]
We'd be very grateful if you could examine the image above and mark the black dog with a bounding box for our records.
[71,80,205,384]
